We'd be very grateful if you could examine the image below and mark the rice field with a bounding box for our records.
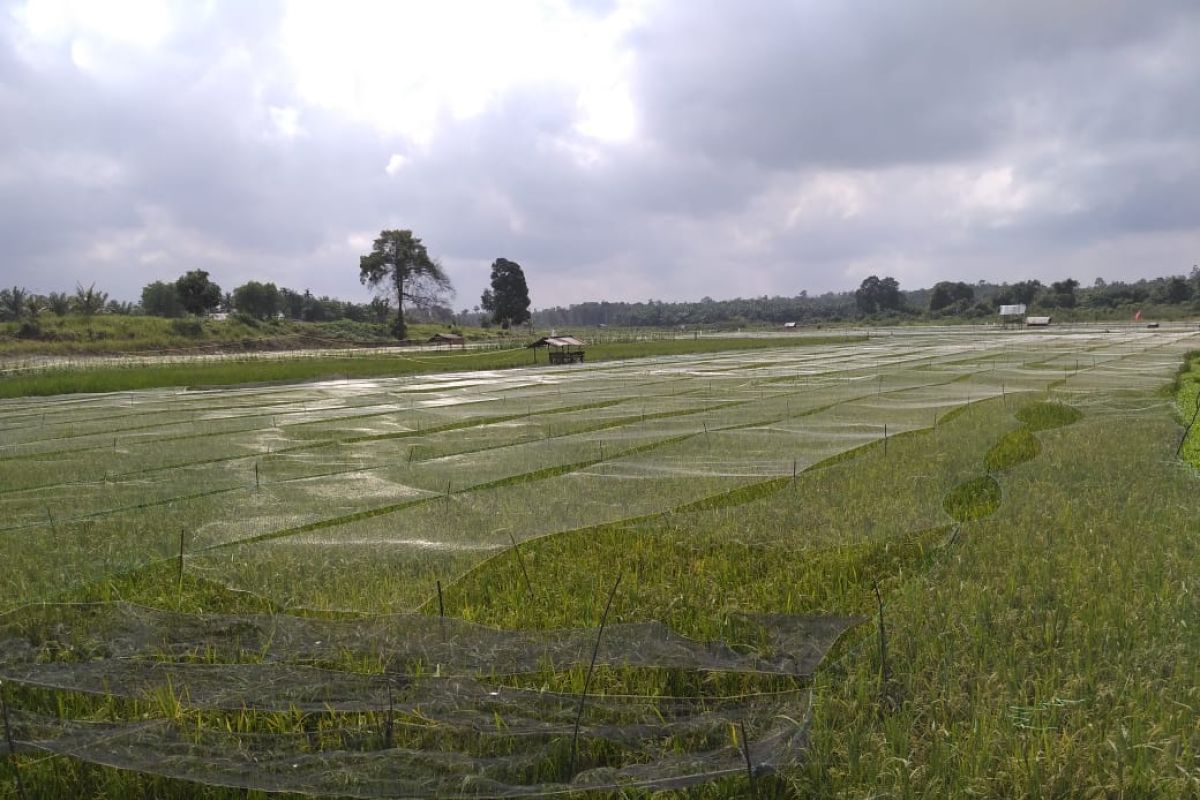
[1,327,1198,798]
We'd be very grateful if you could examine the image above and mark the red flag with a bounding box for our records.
[1134,309,1143,321]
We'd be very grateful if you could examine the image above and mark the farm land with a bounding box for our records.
[0,327,1198,798]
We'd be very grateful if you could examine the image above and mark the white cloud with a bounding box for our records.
[17,0,173,47]
[384,153,409,175]
[278,0,642,146]
[267,106,304,139]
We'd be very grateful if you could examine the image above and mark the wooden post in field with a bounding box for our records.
[1,681,29,800]
[509,532,534,599]
[569,573,622,777]
[177,529,186,601]
[739,719,757,800]
[873,580,891,710]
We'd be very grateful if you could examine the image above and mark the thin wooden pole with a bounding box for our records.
[2,682,28,800]
[873,580,890,708]
[177,529,186,601]
[509,532,534,599]
[739,719,757,800]
[568,573,622,777]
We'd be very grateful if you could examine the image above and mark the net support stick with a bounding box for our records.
[569,572,622,777]
[739,719,757,800]
[509,532,535,600]
[1,682,28,800]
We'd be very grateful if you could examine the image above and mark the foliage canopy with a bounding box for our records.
[358,229,453,339]
[480,257,532,329]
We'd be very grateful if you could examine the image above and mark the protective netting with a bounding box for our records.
[0,602,856,796]
[7,328,1194,612]
[3,327,1200,796]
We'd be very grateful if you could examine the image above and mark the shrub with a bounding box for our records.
[170,318,204,337]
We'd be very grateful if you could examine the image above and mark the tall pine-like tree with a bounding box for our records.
[359,230,453,339]
[480,258,531,329]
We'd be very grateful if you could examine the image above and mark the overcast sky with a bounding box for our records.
[2,0,1199,309]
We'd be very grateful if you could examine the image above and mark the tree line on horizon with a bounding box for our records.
[533,271,1200,328]
[0,229,535,340]
[4,255,1197,332]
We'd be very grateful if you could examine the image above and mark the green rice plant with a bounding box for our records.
[1014,401,1083,431]
[984,427,1041,471]
[941,475,1002,522]
[2,328,1199,798]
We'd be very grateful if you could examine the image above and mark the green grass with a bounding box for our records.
[1015,401,1083,431]
[984,427,1042,471]
[0,335,863,398]
[0,314,413,356]
[3,333,1199,798]
[942,475,1002,522]
[1174,351,1200,467]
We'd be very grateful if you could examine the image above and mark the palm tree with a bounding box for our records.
[72,283,108,316]
[1,286,28,320]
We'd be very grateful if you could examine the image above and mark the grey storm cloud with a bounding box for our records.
[1,0,1199,308]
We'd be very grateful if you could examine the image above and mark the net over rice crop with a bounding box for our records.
[1,326,1197,798]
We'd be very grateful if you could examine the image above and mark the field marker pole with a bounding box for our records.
[873,580,891,710]
[177,529,186,601]
[1,681,29,800]
[384,679,395,749]
[739,719,758,800]
[1175,398,1200,457]
[508,532,534,600]
[569,572,622,778]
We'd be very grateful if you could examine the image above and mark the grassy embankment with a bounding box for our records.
[1175,350,1200,468]
[0,334,863,398]
[0,314,412,356]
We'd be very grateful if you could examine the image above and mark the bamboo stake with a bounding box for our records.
[1,681,28,800]
[568,573,622,777]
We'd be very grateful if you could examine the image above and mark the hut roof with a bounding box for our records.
[528,336,586,348]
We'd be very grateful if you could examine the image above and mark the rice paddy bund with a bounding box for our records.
[1,328,1199,798]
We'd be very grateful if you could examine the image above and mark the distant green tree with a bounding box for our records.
[174,270,222,316]
[1159,275,1192,305]
[25,294,44,319]
[232,281,282,320]
[301,290,335,322]
[359,229,453,339]
[279,288,306,320]
[1047,278,1079,309]
[480,258,531,329]
[72,283,108,316]
[929,281,975,312]
[141,281,185,317]
[854,275,903,314]
[367,296,390,324]
[105,299,136,315]
[45,291,72,316]
[1012,280,1043,305]
[0,287,27,321]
